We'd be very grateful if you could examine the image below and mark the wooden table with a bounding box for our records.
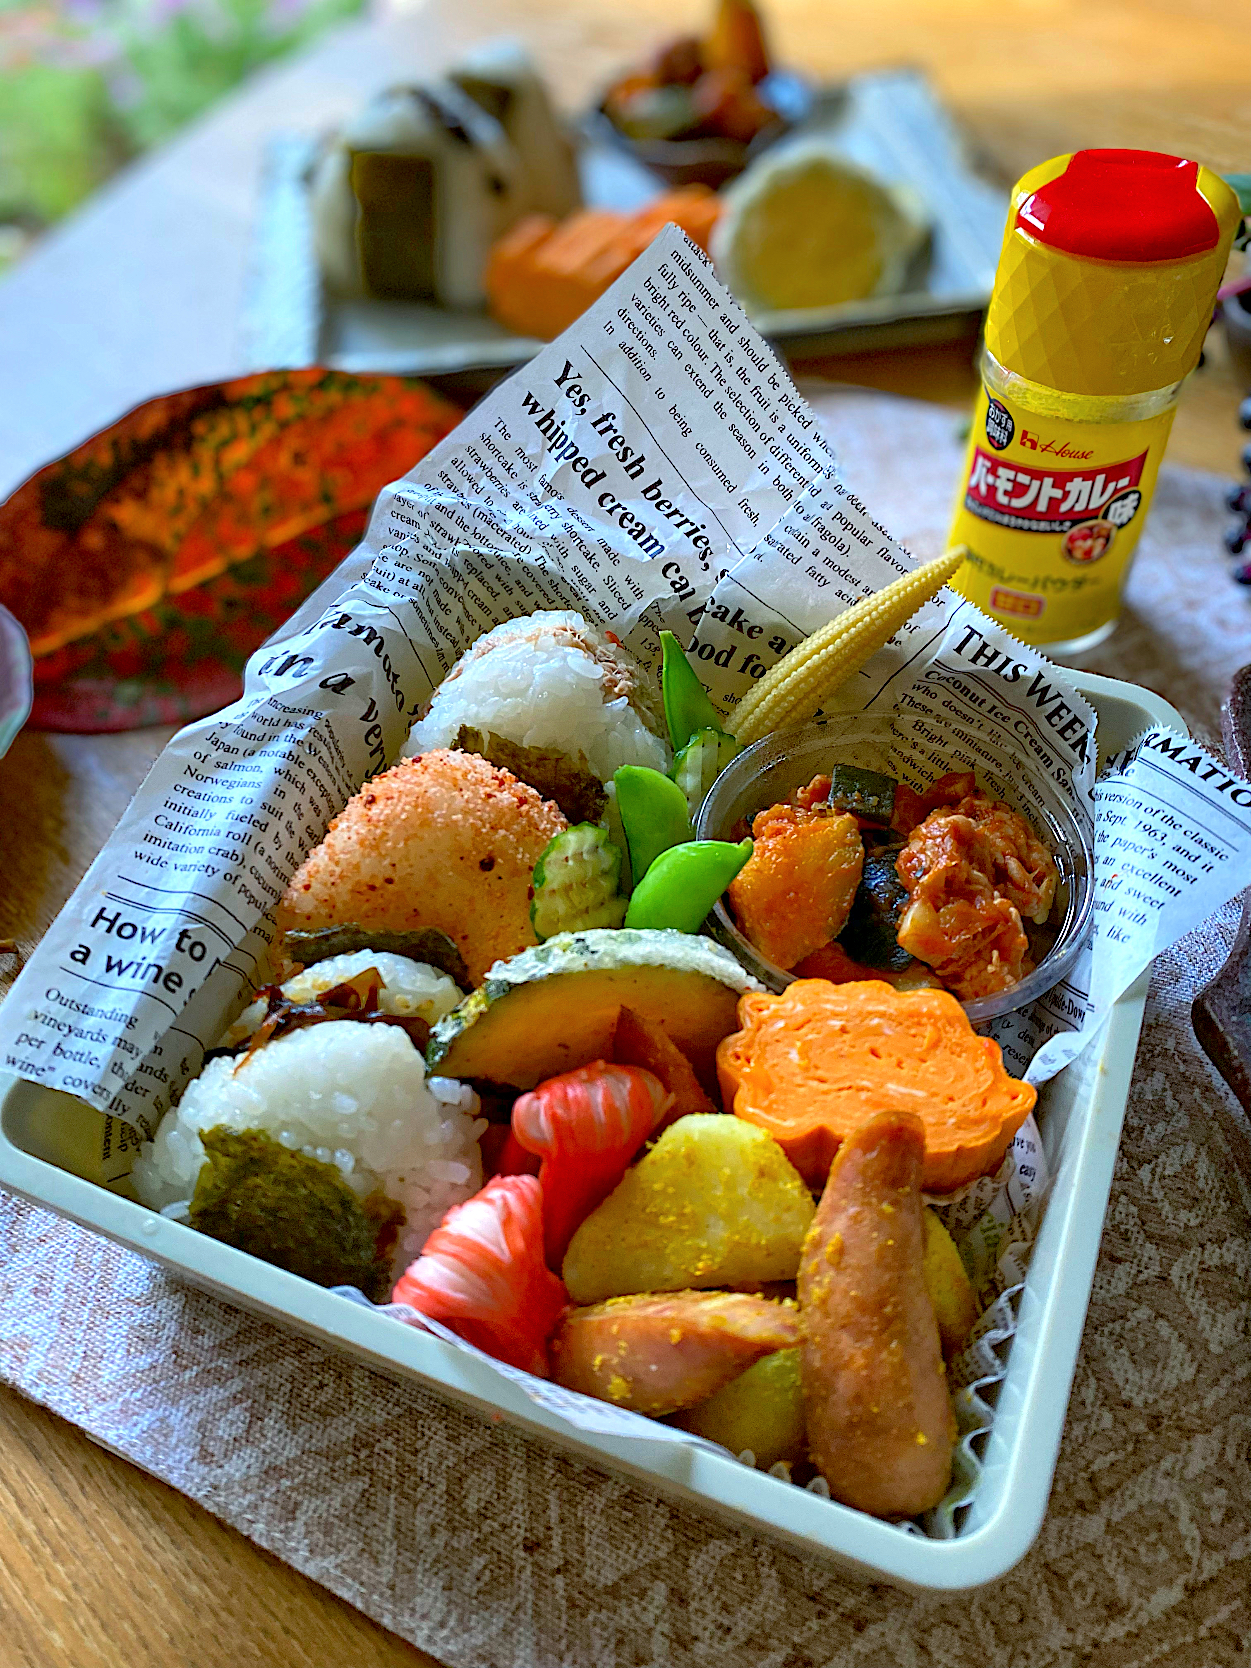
[0,2,1246,1662]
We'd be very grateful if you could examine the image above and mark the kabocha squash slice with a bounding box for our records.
[717,978,1035,1192]
[426,929,760,1092]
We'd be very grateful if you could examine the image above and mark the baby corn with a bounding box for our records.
[729,547,967,745]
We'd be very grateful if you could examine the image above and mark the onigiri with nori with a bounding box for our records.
[403,611,669,783]
[132,1020,485,1270]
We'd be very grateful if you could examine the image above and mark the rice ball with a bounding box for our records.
[219,950,462,1047]
[277,750,565,987]
[133,1021,485,1270]
[403,610,670,783]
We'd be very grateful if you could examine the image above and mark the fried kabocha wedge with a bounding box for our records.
[799,1111,957,1518]
[549,1290,799,1416]
[426,928,758,1092]
[561,1114,814,1305]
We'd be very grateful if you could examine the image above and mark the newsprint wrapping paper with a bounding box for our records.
[0,389,1247,1666]
[2,232,1251,1547]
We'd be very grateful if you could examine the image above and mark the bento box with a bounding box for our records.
[0,669,1181,1592]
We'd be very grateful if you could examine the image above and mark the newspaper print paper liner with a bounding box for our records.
[3,228,1251,1545]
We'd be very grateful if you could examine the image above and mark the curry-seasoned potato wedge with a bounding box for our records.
[922,1207,979,1361]
[549,1290,799,1416]
[562,1114,814,1305]
[676,1346,807,1468]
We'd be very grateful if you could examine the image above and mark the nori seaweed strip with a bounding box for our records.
[282,925,468,989]
[189,1127,404,1302]
[453,726,607,825]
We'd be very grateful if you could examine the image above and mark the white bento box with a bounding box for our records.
[0,669,1183,1593]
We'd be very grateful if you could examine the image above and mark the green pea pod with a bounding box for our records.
[614,765,693,884]
[661,630,724,753]
[624,838,753,934]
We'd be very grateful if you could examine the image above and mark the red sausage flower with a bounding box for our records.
[392,1174,567,1376]
[510,1061,672,1267]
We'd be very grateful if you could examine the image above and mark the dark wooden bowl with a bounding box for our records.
[590,72,827,192]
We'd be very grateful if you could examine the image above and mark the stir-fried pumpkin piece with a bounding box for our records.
[727,803,864,971]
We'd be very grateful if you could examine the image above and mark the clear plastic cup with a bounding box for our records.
[695,715,1094,1026]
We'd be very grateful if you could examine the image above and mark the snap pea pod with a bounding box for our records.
[661,630,725,753]
[624,838,753,934]
[613,765,692,884]
[671,726,743,820]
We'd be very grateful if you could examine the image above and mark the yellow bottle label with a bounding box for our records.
[948,385,1174,646]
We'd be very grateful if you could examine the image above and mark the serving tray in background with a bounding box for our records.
[0,671,1181,1591]
[242,70,1008,382]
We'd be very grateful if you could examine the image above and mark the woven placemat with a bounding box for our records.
[2,390,1248,1667]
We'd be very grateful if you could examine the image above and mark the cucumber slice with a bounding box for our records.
[601,781,632,894]
[531,824,626,940]
[671,727,742,820]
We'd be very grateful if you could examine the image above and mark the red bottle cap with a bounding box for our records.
[1015,149,1221,263]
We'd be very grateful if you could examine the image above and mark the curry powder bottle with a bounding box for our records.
[948,149,1240,654]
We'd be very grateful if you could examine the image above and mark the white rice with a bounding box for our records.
[403,612,670,783]
[132,1022,485,1273]
[218,950,463,1047]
